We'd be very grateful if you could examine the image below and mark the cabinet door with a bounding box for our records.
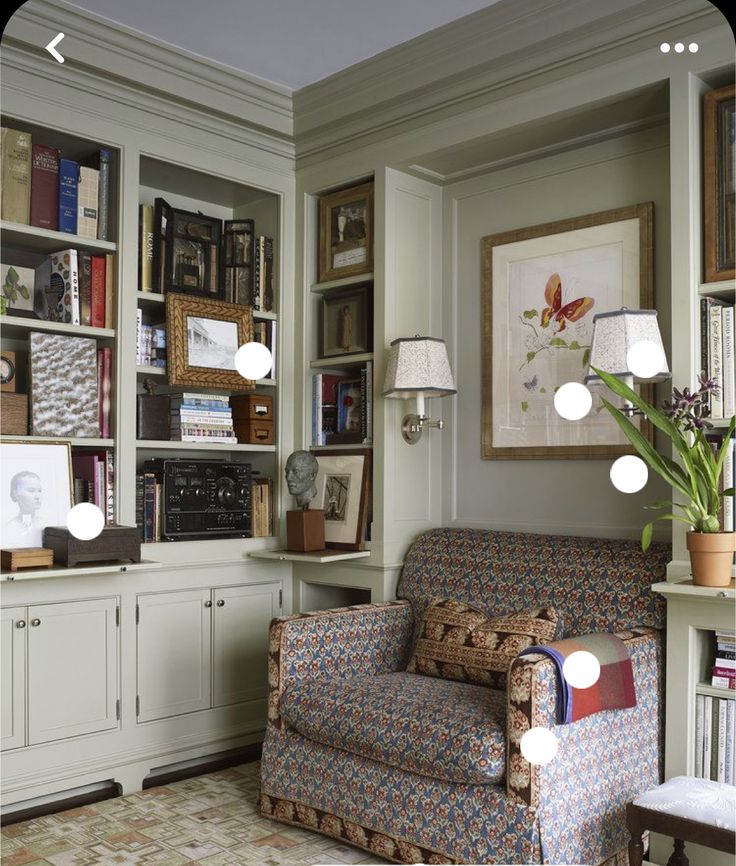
[137,589,211,722]
[213,582,280,708]
[1,607,27,750]
[27,598,118,746]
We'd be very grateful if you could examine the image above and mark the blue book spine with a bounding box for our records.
[58,158,78,234]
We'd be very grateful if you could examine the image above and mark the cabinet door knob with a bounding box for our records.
[16,620,26,629]
[30,618,41,627]
[204,600,212,608]
[216,599,225,607]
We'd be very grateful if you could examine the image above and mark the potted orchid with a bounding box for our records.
[593,366,735,586]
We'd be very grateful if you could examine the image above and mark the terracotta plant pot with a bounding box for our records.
[686,531,736,587]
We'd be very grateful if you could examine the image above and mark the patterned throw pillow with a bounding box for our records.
[406,598,560,688]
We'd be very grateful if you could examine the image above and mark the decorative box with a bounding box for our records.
[43,524,141,568]
[137,394,170,440]
[1,547,54,572]
[1,393,28,435]
[234,418,274,445]
[230,393,273,421]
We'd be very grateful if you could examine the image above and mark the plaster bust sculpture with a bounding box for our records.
[284,450,319,510]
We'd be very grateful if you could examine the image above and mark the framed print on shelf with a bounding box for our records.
[481,202,654,460]
[0,439,73,550]
[166,293,255,391]
[704,83,735,283]
[320,285,372,358]
[318,182,374,282]
[310,449,371,550]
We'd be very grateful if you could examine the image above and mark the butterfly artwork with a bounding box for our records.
[522,375,538,391]
[540,273,594,332]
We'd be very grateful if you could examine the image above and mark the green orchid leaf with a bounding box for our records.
[641,522,653,551]
[521,401,528,412]
[526,351,536,363]
[582,348,590,368]
[523,309,538,319]
[550,337,567,347]
[568,341,580,350]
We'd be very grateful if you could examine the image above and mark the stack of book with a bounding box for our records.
[1,126,111,239]
[251,477,274,537]
[706,434,736,532]
[136,471,163,543]
[311,361,372,446]
[712,629,736,689]
[169,393,236,444]
[72,450,115,524]
[695,689,735,783]
[701,297,736,420]
[135,311,166,367]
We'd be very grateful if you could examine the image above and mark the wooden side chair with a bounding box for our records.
[627,776,735,865]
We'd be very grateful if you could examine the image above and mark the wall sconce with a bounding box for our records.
[382,336,456,444]
[583,309,670,414]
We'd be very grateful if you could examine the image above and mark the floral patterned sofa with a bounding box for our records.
[260,528,669,865]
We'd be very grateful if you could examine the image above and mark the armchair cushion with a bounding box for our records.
[406,598,560,688]
[281,671,508,785]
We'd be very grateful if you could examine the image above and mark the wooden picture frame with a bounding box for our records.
[318,182,373,283]
[309,449,371,550]
[481,202,654,459]
[166,293,255,391]
[704,83,735,283]
[320,285,372,358]
[0,439,73,550]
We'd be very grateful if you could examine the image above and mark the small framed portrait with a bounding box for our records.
[704,83,735,282]
[310,449,371,550]
[320,285,372,358]
[0,439,73,550]
[166,293,255,391]
[318,181,374,282]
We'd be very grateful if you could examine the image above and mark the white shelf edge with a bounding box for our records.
[310,273,373,293]
[2,559,161,582]
[310,443,373,450]
[136,291,165,303]
[248,549,371,563]
[652,579,735,599]
[136,439,276,452]
[698,279,736,299]
[0,435,114,447]
[135,367,276,386]
[0,317,115,339]
[1,220,117,253]
[311,352,374,368]
[695,682,736,699]
[253,310,278,321]
[141,536,277,564]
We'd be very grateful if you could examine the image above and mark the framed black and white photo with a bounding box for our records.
[310,449,371,550]
[0,439,73,550]
[318,182,374,282]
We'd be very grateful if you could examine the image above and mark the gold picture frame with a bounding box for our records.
[704,83,735,283]
[318,182,374,283]
[481,202,654,459]
[166,294,255,391]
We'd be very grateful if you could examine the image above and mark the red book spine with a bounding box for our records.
[712,666,736,678]
[90,255,106,328]
[29,144,60,230]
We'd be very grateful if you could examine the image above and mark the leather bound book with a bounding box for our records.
[137,394,170,440]
[58,157,78,234]
[29,144,60,230]
[1,127,32,224]
[90,255,105,328]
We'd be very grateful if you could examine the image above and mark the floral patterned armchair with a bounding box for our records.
[260,528,669,865]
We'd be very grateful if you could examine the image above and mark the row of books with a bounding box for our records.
[72,449,115,524]
[694,694,735,783]
[701,298,735,419]
[251,477,274,537]
[169,392,236,444]
[708,435,735,532]
[135,311,166,367]
[311,362,373,446]
[1,127,111,239]
[711,629,736,689]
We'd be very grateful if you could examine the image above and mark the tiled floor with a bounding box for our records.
[0,761,390,866]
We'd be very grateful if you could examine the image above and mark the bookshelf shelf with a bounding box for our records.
[136,439,276,452]
[254,310,278,321]
[311,273,373,294]
[311,352,374,368]
[699,280,736,299]
[0,221,117,254]
[0,435,114,447]
[696,682,736,699]
[249,549,370,563]
[310,443,373,451]
[136,291,165,305]
[136,365,166,376]
[0,317,115,340]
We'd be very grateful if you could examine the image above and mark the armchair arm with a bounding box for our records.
[267,600,414,729]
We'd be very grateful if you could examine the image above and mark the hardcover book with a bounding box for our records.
[79,252,92,326]
[58,158,78,234]
[139,204,154,292]
[77,165,99,239]
[49,249,80,324]
[83,149,111,240]
[1,127,32,224]
[90,254,106,328]
[29,332,98,436]
[29,143,60,230]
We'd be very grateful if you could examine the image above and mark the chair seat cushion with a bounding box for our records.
[280,671,507,785]
[633,776,736,830]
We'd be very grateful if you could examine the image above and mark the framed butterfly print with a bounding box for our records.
[481,202,654,459]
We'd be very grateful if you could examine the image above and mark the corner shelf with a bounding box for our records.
[0,435,114,447]
[0,221,117,254]
[0,317,115,340]
[248,549,370,563]
[136,439,276,452]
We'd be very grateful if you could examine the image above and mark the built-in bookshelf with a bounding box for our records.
[693,628,735,782]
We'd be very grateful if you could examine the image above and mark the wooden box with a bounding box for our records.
[231,393,273,421]
[234,418,274,445]
[286,510,325,552]
[137,394,170,440]
[0,393,28,435]
[43,524,141,568]
[1,547,54,572]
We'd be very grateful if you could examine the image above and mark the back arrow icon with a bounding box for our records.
[45,33,65,63]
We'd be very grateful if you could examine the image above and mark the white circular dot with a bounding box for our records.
[562,651,601,689]
[610,455,649,493]
[66,502,105,540]
[688,42,699,53]
[626,340,666,380]
[553,382,593,420]
[674,42,685,53]
[660,42,671,53]
[520,727,559,765]
[234,342,272,380]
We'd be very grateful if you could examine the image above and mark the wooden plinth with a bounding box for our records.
[286,510,325,552]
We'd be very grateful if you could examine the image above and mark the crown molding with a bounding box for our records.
[294,0,724,159]
[2,0,293,140]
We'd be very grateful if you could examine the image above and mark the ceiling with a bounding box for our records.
[63,0,502,91]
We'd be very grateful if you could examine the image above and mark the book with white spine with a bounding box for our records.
[722,306,735,419]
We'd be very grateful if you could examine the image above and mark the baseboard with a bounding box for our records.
[142,742,262,788]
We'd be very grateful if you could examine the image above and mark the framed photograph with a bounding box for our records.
[0,439,73,550]
[166,293,255,391]
[320,285,372,358]
[704,83,735,283]
[481,202,654,459]
[318,182,374,282]
[310,449,371,550]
